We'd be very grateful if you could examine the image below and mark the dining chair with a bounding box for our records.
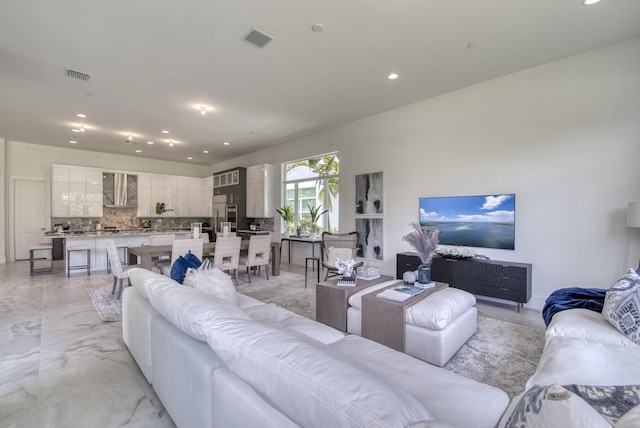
[149,234,177,272]
[160,238,204,276]
[320,231,363,281]
[212,236,241,285]
[238,235,271,283]
[105,239,136,299]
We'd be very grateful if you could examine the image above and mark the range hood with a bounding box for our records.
[103,173,137,208]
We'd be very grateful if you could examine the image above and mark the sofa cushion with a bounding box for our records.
[244,303,346,345]
[136,269,251,341]
[602,269,640,345]
[526,336,640,389]
[330,334,508,428]
[405,288,476,330]
[547,308,637,347]
[183,266,237,304]
[501,384,610,428]
[200,317,434,427]
[170,251,202,284]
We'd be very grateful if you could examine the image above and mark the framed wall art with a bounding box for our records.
[355,171,383,215]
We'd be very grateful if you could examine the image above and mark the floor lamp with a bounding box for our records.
[627,202,640,268]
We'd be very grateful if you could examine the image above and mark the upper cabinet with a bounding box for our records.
[246,164,274,218]
[51,165,103,217]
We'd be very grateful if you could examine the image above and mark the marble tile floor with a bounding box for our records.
[0,260,545,427]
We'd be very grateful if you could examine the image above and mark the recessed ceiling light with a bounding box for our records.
[76,113,86,118]
[69,140,77,144]
[199,105,208,115]
[135,150,142,153]
[387,73,399,80]
[72,128,81,133]
[583,0,602,5]
[311,23,324,33]
[187,157,193,160]
[223,142,230,146]
[147,141,154,145]
[467,42,477,49]
[203,150,209,154]
[161,130,169,134]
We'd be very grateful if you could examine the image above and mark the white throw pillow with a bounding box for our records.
[183,266,238,305]
[602,269,640,344]
[503,384,610,428]
[326,246,353,267]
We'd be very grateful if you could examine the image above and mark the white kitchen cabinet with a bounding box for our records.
[51,164,103,217]
[136,174,153,217]
[245,164,274,218]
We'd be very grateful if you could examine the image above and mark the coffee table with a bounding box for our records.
[361,282,448,352]
[316,275,395,331]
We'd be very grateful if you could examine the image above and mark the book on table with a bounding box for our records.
[376,285,425,302]
[337,276,357,287]
[414,281,436,289]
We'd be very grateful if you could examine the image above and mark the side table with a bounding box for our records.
[361,282,448,352]
[316,275,395,331]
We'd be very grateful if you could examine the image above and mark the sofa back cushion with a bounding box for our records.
[129,268,250,342]
[200,317,433,427]
[602,269,640,345]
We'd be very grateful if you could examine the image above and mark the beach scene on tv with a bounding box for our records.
[420,194,516,250]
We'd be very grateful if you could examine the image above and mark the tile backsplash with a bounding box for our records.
[52,207,211,231]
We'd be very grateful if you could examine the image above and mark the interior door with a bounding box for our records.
[14,179,49,260]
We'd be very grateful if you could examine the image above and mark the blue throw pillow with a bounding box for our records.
[170,251,202,284]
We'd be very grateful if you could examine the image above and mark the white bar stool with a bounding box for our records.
[67,245,91,276]
[107,243,128,272]
[30,244,54,275]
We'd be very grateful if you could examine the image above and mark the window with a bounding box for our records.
[283,153,339,233]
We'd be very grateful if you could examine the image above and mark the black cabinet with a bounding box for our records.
[396,253,532,310]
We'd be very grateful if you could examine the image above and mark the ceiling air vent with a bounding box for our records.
[243,28,274,48]
[64,68,91,81]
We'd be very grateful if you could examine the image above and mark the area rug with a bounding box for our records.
[242,283,545,399]
[234,270,305,294]
[85,279,122,322]
[444,315,544,399]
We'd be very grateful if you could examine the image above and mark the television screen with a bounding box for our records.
[419,194,516,250]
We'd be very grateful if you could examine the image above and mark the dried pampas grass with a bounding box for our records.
[402,222,441,265]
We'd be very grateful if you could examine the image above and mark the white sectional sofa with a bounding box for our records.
[123,268,509,428]
[499,307,640,427]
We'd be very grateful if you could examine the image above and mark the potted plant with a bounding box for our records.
[307,203,328,238]
[402,222,441,284]
[275,204,295,237]
[155,202,174,230]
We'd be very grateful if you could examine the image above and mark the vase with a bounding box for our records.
[417,264,431,284]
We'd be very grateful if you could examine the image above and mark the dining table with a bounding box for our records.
[127,240,281,276]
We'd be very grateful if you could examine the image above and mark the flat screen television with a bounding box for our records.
[419,194,516,250]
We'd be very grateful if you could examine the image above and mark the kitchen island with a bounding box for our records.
[46,230,191,274]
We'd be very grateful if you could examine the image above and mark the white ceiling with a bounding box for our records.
[1,0,639,166]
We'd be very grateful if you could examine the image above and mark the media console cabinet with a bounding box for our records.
[396,252,532,311]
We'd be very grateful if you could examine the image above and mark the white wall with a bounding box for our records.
[214,37,640,309]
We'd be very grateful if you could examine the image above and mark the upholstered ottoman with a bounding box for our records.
[347,285,477,366]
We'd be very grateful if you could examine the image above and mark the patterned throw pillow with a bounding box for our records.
[602,269,640,344]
